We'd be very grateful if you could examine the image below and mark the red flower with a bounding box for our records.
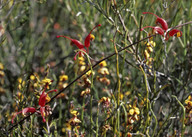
[38,89,57,122]
[56,35,84,49]
[12,89,57,123]
[57,24,101,59]
[84,24,101,52]
[141,12,182,40]
[165,29,182,40]
[12,107,36,123]
[11,107,36,123]
[142,12,168,31]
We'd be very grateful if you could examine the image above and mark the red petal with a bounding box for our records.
[143,12,168,31]
[56,35,84,49]
[73,48,87,60]
[47,89,57,94]
[40,107,46,122]
[12,107,36,123]
[39,91,47,107]
[168,29,182,37]
[141,26,164,35]
[84,24,101,48]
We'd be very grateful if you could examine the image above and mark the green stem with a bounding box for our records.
[96,104,99,137]
[89,95,93,137]
[81,97,85,133]
[149,102,157,137]
[113,29,121,136]
[171,95,185,137]
[140,65,150,134]
[122,103,128,137]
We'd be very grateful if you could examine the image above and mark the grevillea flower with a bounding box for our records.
[165,29,182,40]
[12,88,57,123]
[57,24,101,59]
[84,24,101,52]
[141,12,182,40]
[12,107,36,123]
[142,12,168,31]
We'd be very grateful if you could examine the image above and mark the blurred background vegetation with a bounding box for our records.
[0,0,192,136]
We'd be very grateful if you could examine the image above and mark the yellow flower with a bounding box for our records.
[30,73,39,81]
[144,50,150,59]
[41,78,52,89]
[80,65,86,72]
[97,77,110,85]
[99,60,107,67]
[129,109,135,115]
[83,77,91,87]
[146,40,156,47]
[17,78,25,90]
[102,124,112,132]
[185,95,192,107]
[79,60,86,66]
[99,97,109,103]
[70,110,79,116]
[127,105,140,124]
[90,34,95,41]
[98,67,109,75]
[99,97,111,108]
[18,77,23,84]
[68,116,81,126]
[30,75,36,81]
[147,46,153,53]
[59,75,68,82]
[58,82,68,90]
[86,70,95,77]
[78,56,85,61]
[17,91,24,101]
[134,107,140,115]
[80,88,91,96]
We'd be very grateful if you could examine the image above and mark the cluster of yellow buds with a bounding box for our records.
[127,104,140,125]
[184,95,192,125]
[77,56,87,73]
[16,91,24,102]
[55,73,68,99]
[58,74,68,90]
[17,77,26,90]
[97,60,110,86]
[143,40,156,72]
[29,73,40,91]
[0,62,5,94]
[73,56,93,87]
